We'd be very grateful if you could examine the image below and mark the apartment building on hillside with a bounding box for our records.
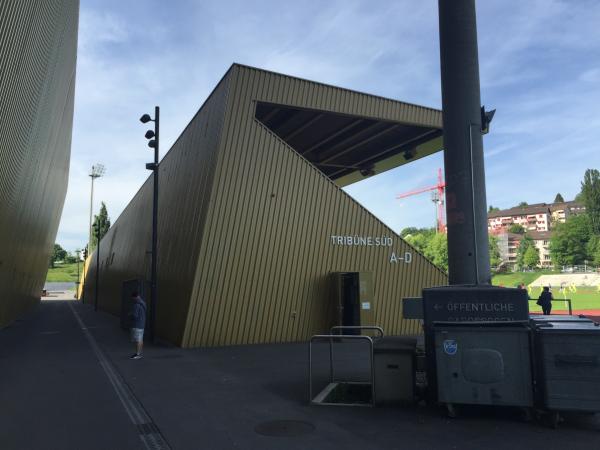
[488,204,551,233]
[496,230,552,270]
[530,230,552,268]
[488,200,585,234]
[550,201,586,223]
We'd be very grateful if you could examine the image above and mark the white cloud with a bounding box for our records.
[78,10,129,51]
[55,0,600,251]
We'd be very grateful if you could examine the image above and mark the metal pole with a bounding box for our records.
[150,106,159,341]
[81,247,86,304]
[76,250,80,299]
[438,0,491,284]
[94,227,100,311]
[89,176,95,255]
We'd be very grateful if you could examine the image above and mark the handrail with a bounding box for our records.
[330,325,384,339]
[528,298,572,315]
[309,334,375,406]
[328,326,383,388]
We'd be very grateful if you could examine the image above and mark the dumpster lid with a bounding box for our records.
[373,336,417,352]
[530,315,592,323]
[535,322,600,332]
[432,320,529,327]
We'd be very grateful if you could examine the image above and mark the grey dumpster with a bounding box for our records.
[373,336,416,404]
[530,315,593,325]
[434,325,533,407]
[534,322,600,412]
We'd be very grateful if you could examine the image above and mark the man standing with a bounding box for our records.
[537,286,553,315]
[129,291,147,359]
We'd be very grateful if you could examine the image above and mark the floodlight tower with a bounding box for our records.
[88,163,105,254]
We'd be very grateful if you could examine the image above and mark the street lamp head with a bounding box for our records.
[145,130,155,139]
[148,139,157,149]
[90,163,106,178]
[140,113,152,123]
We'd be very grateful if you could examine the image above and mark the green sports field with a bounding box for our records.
[525,286,599,312]
[46,262,81,282]
[492,273,600,312]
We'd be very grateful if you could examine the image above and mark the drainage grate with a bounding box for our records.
[254,420,315,437]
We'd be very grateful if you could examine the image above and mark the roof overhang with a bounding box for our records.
[255,101,443,187]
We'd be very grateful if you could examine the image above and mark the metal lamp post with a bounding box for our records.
[140,106,159,341]
[81,245,88,303]
[75,248,81,299]
[94,223,100,312]
[88,164,105,254]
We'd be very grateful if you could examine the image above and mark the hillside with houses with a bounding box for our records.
[487,199,585,270]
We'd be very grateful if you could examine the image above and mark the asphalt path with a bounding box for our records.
[2,298,600,450]
[0,298,143,450]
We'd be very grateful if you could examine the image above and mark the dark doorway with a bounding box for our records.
[340,272,361,333]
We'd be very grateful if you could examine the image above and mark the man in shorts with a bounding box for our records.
[129,291,147,359]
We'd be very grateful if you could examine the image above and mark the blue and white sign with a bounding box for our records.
[443,339,458,356]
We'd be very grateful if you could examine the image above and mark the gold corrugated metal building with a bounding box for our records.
[0,0,79,327]
[83,64,447,347]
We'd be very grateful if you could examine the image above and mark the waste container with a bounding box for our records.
[533,322,600,412]
[530,315,593,325]
[434,324,533,407]
[373,336,416,404]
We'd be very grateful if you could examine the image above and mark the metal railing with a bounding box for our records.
[529,298,572,315]
[330,325,384,338]
[309,326,383,407]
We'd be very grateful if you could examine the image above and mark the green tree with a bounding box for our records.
[549,214,591,266]
[404,233,431,254]
[49,243,67,268]
[400,227,435,239]
[91,202,111,251]
[516,235,534,270]
[580,169,600,234]
[587,235,600,266]
[488,205,500,213]
[64,252,78,264]
[554,193,565,203]
[523,245,540,269]
[488,234,501,268]
[424,232,448,272]
[508,223,526,234]
[517,201,528,208]
[402,227,436,254]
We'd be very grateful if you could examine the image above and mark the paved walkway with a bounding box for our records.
[1,298,600,450]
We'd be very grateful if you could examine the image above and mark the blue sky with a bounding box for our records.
[58,0,600,251]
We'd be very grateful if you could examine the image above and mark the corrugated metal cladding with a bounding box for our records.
[84,64,447,348]
[0,1,79,328]
[83,75,231,344]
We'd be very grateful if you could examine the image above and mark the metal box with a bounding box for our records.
[534,322,600,412]
[530,315,593,325]
[373,336,416,404]
[435,325,533,407]
[421,285,529,403]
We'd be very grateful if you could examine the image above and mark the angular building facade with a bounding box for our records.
[0,1,79,327]
[83,64,447,347]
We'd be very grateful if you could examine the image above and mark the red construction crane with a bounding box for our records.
[396,168,446,233]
